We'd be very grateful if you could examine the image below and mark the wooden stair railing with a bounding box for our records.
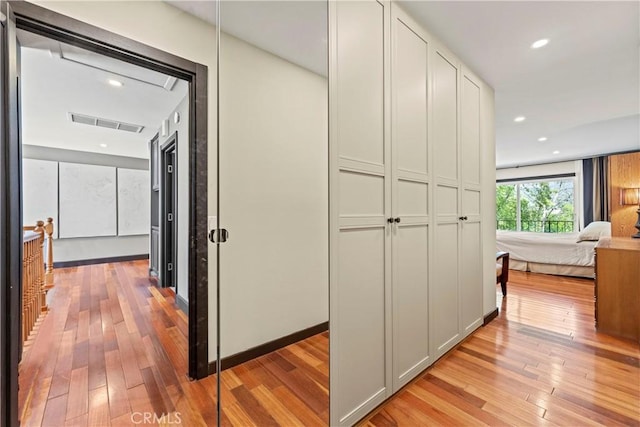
[22,218,54,344]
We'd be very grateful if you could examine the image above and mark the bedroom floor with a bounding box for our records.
[363,270,640,426]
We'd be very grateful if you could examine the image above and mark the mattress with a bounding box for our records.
[496,230,597,267]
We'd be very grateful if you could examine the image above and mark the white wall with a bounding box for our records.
[33,0,220,361]
[54,236,148,263]
[219,33,328,357]
[22,145,150,263]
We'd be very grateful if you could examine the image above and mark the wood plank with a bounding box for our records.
[87,386,111,427]
[126,383,154,417]
[65,366,89,420]
[49,329,76,398]
[41,394,68,427]
[230,385,278,426]
[250,384,305,426]
[104,350,131,419]
[113,321,144,388]
[140,366,170,417]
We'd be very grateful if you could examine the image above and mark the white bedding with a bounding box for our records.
[496,231,597,267]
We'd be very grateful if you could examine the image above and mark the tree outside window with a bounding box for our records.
[497,179,575,233]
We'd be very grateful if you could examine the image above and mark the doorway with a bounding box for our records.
[0,2,210,424]
[161,135,177,292]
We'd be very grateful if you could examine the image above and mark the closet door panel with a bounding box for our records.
[395,20,428,176]
[460,219,483,335]
[432,222,460,353]
[462,189,481,217]
[397,180,428,216]
[432,52,458,183]
[461,76,481,187]
[339,171,385,216]
[391,9,431,391]
[431,46,461,359]
[393,224,429,387]
[336,228,386,419]
[331,1,391,425]
[337,0,385,166]
[460,70,483,337]
[436,184,458,216]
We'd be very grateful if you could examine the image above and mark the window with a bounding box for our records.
[497,179,575,233]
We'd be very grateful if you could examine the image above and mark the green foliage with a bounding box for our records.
[496,185,517,230]
[496,180,574,233]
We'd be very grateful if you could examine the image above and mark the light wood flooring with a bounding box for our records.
[18,263,640,426]
[363,271,640,426]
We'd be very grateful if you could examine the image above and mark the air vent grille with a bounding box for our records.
[69,113,144,133]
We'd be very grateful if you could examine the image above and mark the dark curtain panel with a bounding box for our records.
[583,158,594,227]
[594,156,609,222]
[583,156,609,227]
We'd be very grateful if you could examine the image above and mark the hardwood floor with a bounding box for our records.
[20,263,640,426]
[18,261,211,426]
[18,260,328,426]
[363,271,640,426]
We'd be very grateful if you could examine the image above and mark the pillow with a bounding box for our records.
[577,221,611,242]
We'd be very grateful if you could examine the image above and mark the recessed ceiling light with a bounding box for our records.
[108,79,123,87]
[538,137,548,142]
[514,116,526,122]
[531,39,549,49]
[553,150,560,154]
[99,143,107,148]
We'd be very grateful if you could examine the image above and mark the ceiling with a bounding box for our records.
[19,30,188,159]
[399,1,640,168]
[167,0,327,76]
[167,0,639,168]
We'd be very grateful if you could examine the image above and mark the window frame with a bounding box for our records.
[496,176,579,233]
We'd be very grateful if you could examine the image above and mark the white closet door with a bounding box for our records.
[460,72,483,336]
[431,48,461,358]
[391,9,431,392]
[330,1,391,425]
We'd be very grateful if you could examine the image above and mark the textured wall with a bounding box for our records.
[609,152,640,237]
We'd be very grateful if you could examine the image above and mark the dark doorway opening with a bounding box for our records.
[161,134,177,291]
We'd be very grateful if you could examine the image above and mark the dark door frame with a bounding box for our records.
[160,133,178,291]
[1,2,210,424]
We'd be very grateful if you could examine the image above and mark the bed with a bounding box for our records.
[496,230,598,278]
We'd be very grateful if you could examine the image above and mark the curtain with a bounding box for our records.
[583,156,609,227]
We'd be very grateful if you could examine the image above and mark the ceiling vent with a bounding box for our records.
[69,113,144,133]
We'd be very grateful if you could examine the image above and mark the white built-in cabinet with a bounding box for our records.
[330,2,488,425]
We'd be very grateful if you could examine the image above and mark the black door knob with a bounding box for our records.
[387,217,394,223]
[394,217,401,223]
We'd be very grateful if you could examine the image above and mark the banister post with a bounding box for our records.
[44,217,54,289]
[33,221,47,313]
